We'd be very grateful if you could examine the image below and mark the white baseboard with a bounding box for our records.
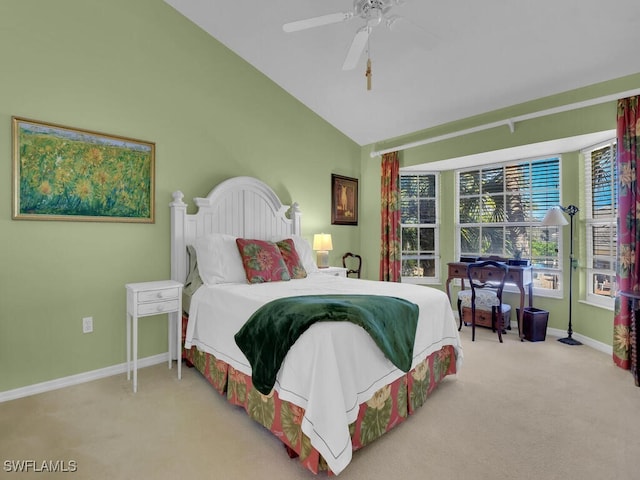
[457,311,614,355]
[0,324,616,404]
[0,352,169,403]
[507,320,613,356]
[545,327,613,355]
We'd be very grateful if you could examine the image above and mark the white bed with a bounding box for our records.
[170,176,463,475]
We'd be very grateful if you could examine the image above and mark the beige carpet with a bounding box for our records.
[2,326,639,480]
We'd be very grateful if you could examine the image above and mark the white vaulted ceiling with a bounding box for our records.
[164,0,640,146]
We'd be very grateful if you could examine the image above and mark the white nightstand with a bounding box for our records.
[319,266,348,277]
[126,280,183,393]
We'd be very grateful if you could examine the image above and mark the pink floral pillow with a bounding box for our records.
[276,238,307,279]
[236,238,291,283]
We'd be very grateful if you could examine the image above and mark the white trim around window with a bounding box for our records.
[399,171,440,284]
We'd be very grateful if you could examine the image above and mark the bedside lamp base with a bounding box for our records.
[316,251,329,269]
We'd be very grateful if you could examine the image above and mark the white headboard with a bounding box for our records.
[170,176,302,284]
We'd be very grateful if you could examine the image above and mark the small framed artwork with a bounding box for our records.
[331,174,358,225]
[12,117,155,223]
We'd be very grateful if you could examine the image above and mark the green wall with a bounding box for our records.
[0,0,360,392]
[1,0,637,394]
[359,73,640,348]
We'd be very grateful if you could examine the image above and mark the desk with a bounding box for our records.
[617,291,640,387]
[446,262,533,340]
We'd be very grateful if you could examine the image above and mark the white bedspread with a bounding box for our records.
[184,273,463,475]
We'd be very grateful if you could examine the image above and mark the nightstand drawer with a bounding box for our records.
[138,299,180,316]
[325,270,343,277]
[319,266,348,277]
[138,288,180,303]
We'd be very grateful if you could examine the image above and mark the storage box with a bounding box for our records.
[517,307,548,342]
[462,306,510,331]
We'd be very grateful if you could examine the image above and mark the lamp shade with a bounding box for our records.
[541,206,569,226]
[312,233,333,251]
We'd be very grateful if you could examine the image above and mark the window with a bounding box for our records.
[584,140,617,307]
[456,157,564,296]
[400,173,439,283]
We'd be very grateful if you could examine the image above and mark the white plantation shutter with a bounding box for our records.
[584,140,617,307]
[399,173,440,283]
[457,157,563,296]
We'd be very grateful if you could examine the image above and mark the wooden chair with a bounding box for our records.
[341,252,362,278]
[456,260,511,342]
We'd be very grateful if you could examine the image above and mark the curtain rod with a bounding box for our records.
[370,88,640,158]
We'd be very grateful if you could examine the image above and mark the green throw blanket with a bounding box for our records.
[234,294,419,395]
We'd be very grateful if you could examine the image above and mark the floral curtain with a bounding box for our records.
[380,151,401,282]
[613,96,640,386]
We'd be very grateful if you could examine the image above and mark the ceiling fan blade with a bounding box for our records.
[385,15,438,50]
[342,26,370,70]
[283,11,353,33]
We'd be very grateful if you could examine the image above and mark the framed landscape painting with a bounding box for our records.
[12,117,155,223]
[331,174,358,225]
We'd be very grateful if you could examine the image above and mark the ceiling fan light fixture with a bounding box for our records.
[363,2,383,27]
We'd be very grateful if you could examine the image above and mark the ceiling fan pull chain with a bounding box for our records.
[365,33,372,91]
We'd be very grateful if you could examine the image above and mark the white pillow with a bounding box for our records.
[193,234,246,285]
[280,235,319,274]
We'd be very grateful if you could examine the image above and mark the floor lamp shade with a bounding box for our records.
[541,206,569,226]
[313,233,333,268]
[541,204,581,346]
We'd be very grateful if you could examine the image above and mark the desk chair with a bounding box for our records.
[457,260,511,342]
[342,252,362,278]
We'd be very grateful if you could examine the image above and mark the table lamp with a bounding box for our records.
[313,233,333,269]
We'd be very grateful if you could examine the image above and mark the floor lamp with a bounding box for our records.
[541,204,582,346]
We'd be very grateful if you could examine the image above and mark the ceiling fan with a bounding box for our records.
[283,0,408,71]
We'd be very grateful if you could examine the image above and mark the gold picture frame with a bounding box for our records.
[331,174,358,225]
[12,117,155,223]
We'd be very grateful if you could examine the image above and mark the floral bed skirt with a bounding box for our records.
[181,314,458,475]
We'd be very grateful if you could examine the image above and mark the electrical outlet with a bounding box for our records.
[82,316,93,334]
